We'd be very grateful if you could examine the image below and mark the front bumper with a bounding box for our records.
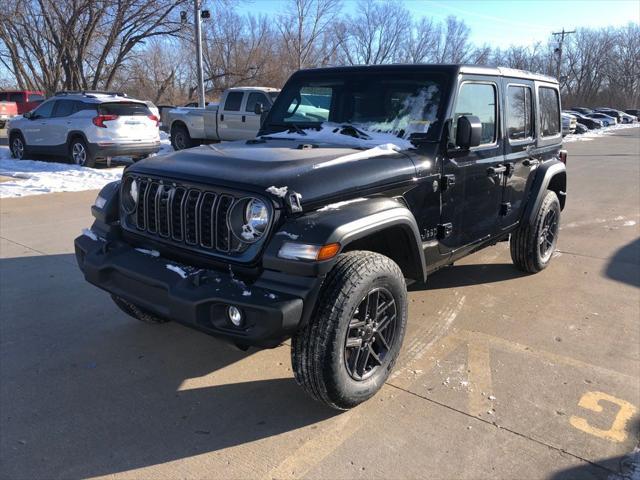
[88,140,161,158]
[75,233,321,348]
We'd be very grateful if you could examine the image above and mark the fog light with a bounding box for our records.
[227,306,243,327]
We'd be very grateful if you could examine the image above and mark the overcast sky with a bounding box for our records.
[245,0,640,47]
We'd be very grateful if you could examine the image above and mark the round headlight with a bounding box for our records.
[122,177,138,214]
[230,197,270,243]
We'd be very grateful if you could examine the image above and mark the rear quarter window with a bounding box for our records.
[99,102,151,116]
[539,87,560,137]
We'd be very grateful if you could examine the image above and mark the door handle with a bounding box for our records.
[523,158,540,167]
[487,164,506,176]
[241,115,246,122]
[220,114,224,121]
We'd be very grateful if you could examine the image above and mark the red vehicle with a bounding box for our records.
[0,101,18,128]
[0,90,45,115]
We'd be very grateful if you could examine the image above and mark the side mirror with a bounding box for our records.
[23,111,33,120]
[254,102,265,115]
[455,115,482,149]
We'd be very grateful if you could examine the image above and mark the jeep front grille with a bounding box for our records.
[123,175,259,257]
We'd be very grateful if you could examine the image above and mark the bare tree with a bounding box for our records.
[276,0,342,71]
[0,0,187,94]
[401,17,441,64]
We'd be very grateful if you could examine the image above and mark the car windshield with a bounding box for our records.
[263,71,448,147]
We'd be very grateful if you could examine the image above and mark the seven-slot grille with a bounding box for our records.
[126,176,242,254]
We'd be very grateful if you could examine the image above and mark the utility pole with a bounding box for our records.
[194,0,205,108]
[552,28,575,80]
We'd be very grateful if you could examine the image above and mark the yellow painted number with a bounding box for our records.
[569,391,637,442]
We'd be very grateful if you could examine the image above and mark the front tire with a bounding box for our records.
[69,137,96,168]
[111,295,169,324]
[291,251,408,410]
[510,190,561,273]
[10,133,27,159]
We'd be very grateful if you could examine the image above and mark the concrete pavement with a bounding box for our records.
[1,129,638,479]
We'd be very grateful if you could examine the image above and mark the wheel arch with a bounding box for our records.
[523,160,567,226]
[66,130,89,147]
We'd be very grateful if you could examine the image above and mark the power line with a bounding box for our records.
[552,28,575,80]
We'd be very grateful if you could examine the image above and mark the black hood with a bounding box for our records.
[127,138,422,208]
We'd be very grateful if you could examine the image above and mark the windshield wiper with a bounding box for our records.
[286,123,307,136]
[338,124,371,140]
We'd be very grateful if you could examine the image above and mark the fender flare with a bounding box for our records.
[522,160,566,226]
[262,197,427,282]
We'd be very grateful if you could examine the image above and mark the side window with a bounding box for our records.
[245,92,269,113]
[506,85,533,141]
[539,87,560,136]
[285,86,333,123]
[223,92,244,111]
[32,100,55,118]
[28,93,45,102]
[52,100,75,118]
[453,83,497,145]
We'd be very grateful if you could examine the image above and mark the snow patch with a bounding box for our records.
[241,223,259,241]
[623,220,637,227]
[242,290,252,297]
[317,198,367,212]
[563,122,639,143]
[166,264,188,279]
[276,231,299,240]
[266,186,288,197]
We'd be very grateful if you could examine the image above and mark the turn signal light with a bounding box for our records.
[317,243,341,261]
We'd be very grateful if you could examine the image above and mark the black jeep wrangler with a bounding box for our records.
[75,65,567,410]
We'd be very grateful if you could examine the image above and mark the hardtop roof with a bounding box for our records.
[293,64,558,84]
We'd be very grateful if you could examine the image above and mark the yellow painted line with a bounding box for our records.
[467,340,494,416]
[454,329,637,382]
[570,391,638,443]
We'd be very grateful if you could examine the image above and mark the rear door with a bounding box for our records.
[98,102,157,141]
[440,77,505,252]
[49,99,77,146]
[217,91,246,140]
[500,79,537,230]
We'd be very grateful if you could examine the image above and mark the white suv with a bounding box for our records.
[7,91,161,168]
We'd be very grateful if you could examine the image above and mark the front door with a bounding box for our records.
[244,91,271,135]
[440,78,505,254]
[22,99,56,147]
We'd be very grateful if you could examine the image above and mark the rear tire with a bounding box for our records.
[9,133,27,159]
[111,295,169,324]
[291,251,407,410]
[170,124,195,151]
[510,190,561,273]
[69,137,96,168]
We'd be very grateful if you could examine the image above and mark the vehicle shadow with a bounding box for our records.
[548,419,640,479]
[604,237,640,287]
[409,262,529,291]
[0,253,338,478]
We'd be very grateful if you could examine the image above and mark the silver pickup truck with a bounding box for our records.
[167,87,279,150]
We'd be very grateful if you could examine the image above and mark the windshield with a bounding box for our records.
[264,71,448,146]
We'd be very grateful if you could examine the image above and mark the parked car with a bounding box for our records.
[624,109,639,118]
[563,111,603,129]
[570,107,593,115]
[574,123,588,134]
[76,64,567,410]
[0,101,18,129]
[586,112,616,126]
[167,87,280,150]
[0,90,45,114]
[561,112,577,136]
[594,108,625,123]
[7,90,160,167]
[618,112,636,123]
